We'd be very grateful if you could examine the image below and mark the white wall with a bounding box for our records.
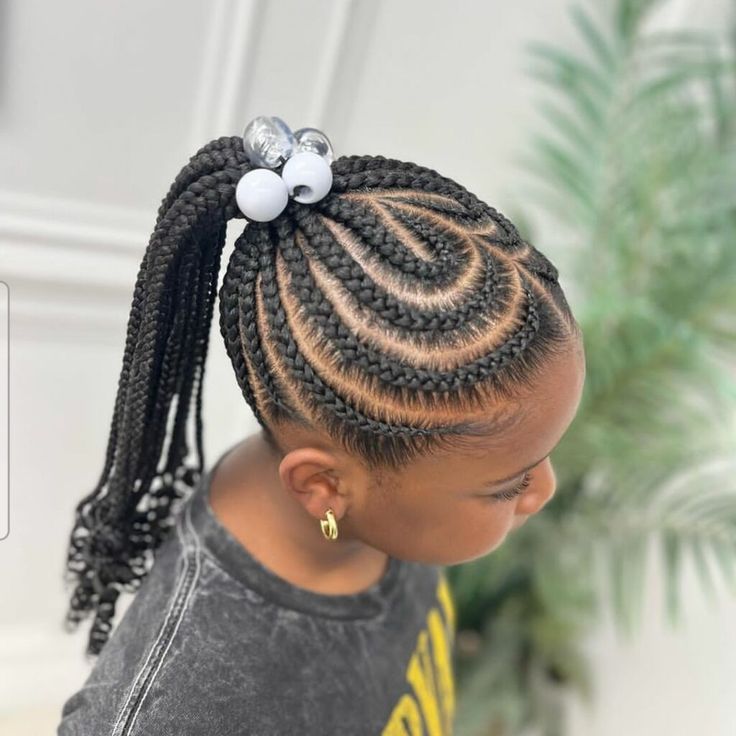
[0,1,733,734]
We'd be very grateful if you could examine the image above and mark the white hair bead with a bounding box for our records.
[235,168,289,222]
[281,151,333,204]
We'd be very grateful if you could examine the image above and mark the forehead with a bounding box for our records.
[474,340,583,448]
[410,339,586,481]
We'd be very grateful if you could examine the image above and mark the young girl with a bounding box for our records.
[57,117,586,735]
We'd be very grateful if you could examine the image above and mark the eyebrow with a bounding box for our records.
[485,454,550,486]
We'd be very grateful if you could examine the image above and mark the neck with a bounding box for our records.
[207,433,390,595]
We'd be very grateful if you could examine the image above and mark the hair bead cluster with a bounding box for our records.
[64,125,579,655]
[235,115,334,222]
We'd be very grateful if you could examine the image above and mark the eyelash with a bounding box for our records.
[484,471,532,502]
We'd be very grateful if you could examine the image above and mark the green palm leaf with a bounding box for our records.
[451,2,736,734]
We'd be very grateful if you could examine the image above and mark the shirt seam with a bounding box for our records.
[197,544,403,625]
[110,503,202,736]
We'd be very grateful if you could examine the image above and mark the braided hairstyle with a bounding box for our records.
[64,135,580,656]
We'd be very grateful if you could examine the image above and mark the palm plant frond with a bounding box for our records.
[451,2,736,734]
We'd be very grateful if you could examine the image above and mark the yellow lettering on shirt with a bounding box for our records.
[381,572,457,735]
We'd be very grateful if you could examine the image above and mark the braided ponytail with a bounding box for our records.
[65,137,252,655]
[64,138,579,655]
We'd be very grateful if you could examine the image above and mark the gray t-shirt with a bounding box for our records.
[57,447,458,735]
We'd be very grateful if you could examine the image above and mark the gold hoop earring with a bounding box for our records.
[320,508,339,541]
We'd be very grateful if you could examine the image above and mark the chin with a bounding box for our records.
[437,534,509,566]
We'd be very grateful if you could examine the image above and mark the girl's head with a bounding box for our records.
[265,332,584,568]
[65,135,585,654]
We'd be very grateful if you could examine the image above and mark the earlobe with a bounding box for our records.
[278,448,349,521]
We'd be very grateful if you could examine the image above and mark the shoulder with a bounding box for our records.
[56,509,279,735]
[57,509,201,735]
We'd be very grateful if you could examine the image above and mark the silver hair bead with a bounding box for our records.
[236,116,335,222]
[293,127,334,166]
[242,115,297,169]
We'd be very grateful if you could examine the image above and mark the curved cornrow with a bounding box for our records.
[218,153,577,471]
[65,139,578,655]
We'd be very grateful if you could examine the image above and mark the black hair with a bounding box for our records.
[63,135,580,655]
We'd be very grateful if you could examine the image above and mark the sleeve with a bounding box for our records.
[56,528,193,736]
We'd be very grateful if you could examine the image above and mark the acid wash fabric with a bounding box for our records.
[57,447,457,735]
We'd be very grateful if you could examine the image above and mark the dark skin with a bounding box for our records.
[209,332,586,596]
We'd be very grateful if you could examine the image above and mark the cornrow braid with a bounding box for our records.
[64,136,579,656]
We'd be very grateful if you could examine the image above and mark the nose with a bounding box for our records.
[535,459,557,511]
[515,459,557,518]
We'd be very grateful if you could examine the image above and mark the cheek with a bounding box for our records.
[365,494,518,566]
[438,498,517,563]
